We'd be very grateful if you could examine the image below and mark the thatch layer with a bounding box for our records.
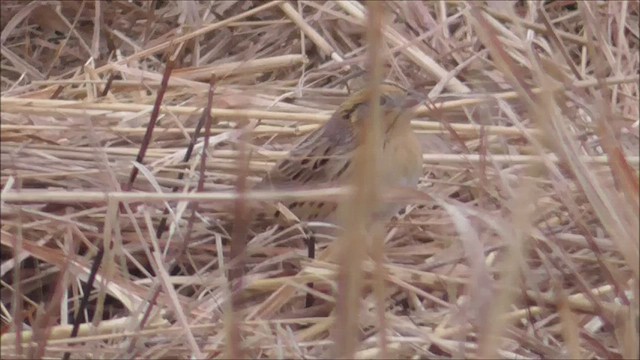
[1,1,638,359]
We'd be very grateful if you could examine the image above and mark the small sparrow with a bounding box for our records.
[254,82,423,307]
[258,82,423,225]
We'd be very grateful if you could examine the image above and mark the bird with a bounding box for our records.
[255,82,423,306]
[257,82,423,225]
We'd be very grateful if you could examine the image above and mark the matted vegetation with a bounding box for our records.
[1,1,638,359]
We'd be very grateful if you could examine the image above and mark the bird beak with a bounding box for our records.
[402,94,423,108]
[388,92,423,110]
[400,93,424,116]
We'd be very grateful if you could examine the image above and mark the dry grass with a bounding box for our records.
[1,1,639,359]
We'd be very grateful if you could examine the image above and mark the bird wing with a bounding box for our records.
[258,110,358,190]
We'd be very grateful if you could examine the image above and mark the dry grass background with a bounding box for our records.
[1,0,639,359]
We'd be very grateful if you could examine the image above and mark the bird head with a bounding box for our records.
[338,82,423,133]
